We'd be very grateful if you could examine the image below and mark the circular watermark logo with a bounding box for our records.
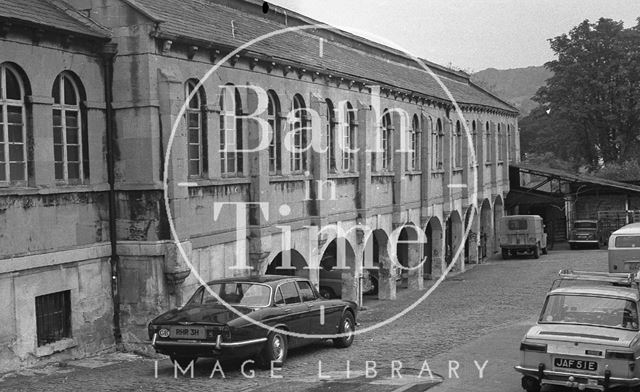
[163,23,478,340]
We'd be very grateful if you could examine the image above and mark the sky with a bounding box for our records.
[267,0,639,72]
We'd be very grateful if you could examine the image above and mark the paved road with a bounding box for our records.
[0,246,608,392]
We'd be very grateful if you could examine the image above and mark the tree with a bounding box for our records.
[533,18,640,170]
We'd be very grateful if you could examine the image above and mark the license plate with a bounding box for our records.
[171,326,205,340]
[554,357,597,371]
[625,262,640,271]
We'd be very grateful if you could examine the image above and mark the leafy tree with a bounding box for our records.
[532,18,640,170]
[594,159,640,181]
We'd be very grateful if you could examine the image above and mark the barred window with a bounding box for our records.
[326,99,336,173]
[497,123,503,161]
[381,110,392,171]
[186,80,207,177]
[290,94,308,173]
[267,90,281,174]
[0,64,27,184]
[485,121,491,163]
[454,120,462,168]
[342,102,357,172]
[220,85,243,176]
[36,290,71,347]
[471,120,478,165]
[407,114,420,171]
[434,118,444,170]
[52,73,87,183]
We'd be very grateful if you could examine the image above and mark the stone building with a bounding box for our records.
[0,0,518,370]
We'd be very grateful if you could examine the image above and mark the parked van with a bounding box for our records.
[568,219,604,249]
[608,222,640,272]
[498,215,548,259]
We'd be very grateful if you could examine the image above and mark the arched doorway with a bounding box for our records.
[317,237,357,301]
[394,223,423,290]
[463,206,479,264]
[493,196,504,253]
[363,229,395,300]
[266,249,308,277]
[445,211,463,269]
[480,199,492,260]
[424,217,443,279]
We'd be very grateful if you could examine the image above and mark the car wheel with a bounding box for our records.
[533,244,540,259]
[521,376,541,392]
[259,332,288,369]
[334,312,355,348]
[170,356,197,369]
[319,287,334,299]
[501,248,509,259]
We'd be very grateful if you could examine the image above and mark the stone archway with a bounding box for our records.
[463,206,479,264]
[424,216,443,279]
[394,223,424,290]
[265,249,308,278]
[363,229,395,300]
[493,195,505,253]
[480,199,492,260]
[318,237,357,301]
[445,210,463,270]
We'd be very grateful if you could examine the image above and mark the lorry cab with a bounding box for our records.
[609,223,640,273]
[569,219,603,249]
[499,215,548,259]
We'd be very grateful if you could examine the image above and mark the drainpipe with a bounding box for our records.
[101,42,122,346]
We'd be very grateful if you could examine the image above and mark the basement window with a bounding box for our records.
[35,290,71,347]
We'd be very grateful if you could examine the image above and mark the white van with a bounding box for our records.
[608,222,640,272]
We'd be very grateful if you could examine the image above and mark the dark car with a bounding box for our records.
[569,219,604,249]
[148,275,357,368]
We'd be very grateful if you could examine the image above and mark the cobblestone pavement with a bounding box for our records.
[0,246,608,392]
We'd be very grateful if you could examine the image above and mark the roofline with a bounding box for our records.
[468,80,519,113]
[48,0,112,38]
[120,0,166,23]
[153,29,519,116]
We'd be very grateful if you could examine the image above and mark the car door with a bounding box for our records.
[297,280,343,335]
[277,281,309,347]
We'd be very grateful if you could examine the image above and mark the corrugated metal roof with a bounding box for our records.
[0,0,111,39]
[130,0,517,113]
[513,162,640,193]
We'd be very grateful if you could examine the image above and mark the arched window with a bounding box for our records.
[497,123,503,161]
[484,121,491,163]
[326,99,336,173]
[507,124,512,162]
[52,72,87,183]
[381,109,392,171]
[267,90,281,174]
[290,94,307,173]
[471,120,478,165]
[435,118,444,170]
[185,79,207,177]
[0,64,27,184]
[342,102,356,172]
[220,85,243,176]
[454,120,462,168]
[407,114,420,171]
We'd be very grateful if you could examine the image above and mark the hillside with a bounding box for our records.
[471,66,552,116]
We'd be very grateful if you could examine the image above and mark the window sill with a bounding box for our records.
[497,161,504,165]
[484,162,493,167]
[269,174,310,183]
[184,177,251,187]
[371,172,395,178]
[328,173,359,180]
[0,184,109,195]
[431,169,445,175]
[404,170,422,176]
[34,338,77,358]
[452,167,464,173]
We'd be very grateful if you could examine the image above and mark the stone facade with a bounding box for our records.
[0,0,518,370]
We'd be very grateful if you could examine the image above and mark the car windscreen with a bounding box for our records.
[507,219,527,230]
[188,283,271,307]
[574,222,597,229]
[540,294,639,331]
[615,236,640,248]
